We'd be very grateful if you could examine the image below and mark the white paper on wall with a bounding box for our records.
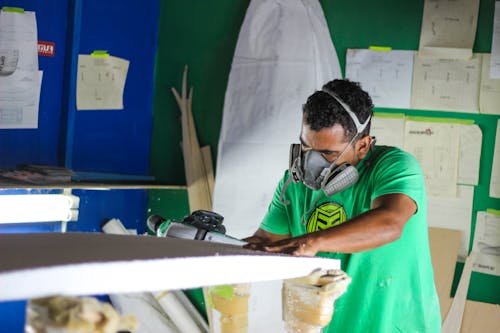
[76,54,129,110]
[345,49,414,109]
[472,211,500,276]
[490,119,500,198]
[490,2,500,79]
[458,124,482,186]
[411,54,481,113]
[0,10,41,129]
[370,114,405,149]
[427,185,474,262]
[404,120,460,197]
[480,53,500,115]
[214,0,342,239]
[0,70,42,129]
[418,0,480,59]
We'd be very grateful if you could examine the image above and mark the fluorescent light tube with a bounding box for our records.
[0,194,79,223]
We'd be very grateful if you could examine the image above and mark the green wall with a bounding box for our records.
[149,0,500,305]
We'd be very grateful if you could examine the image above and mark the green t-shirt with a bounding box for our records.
[260,146,441,333]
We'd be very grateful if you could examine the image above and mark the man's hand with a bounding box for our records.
[245,234,319,257]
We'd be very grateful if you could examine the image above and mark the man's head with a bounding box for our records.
[300,79,374,166]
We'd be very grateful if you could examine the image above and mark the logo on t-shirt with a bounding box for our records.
[306,202,347,233]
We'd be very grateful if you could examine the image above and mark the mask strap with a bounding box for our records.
[301,192,324,225]
[279,175,294,205]
[322,129,360,176]
[321,89,371,134]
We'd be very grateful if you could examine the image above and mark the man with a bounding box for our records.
[245,79,441,332]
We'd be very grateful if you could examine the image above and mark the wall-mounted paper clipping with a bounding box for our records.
[404,120,460,197]
[345,49,414,109]
[0,9,42,129]
[490,120,500,198]
[76,53,129,110]
[418,0,479,59]
[411,55,481,113]
[472,211,500,276]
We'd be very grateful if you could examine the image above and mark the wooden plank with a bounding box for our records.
[0,233,339,302]
[442,251,478,333]
[428,227,462,319]
[186,87,212,210]
[172,66,212,212]
[461,300,500,333]
[201,145,214,201]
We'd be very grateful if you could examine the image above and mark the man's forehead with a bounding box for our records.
[299,124,349,150]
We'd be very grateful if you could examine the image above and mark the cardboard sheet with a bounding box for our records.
[428,227,462,319]
[0,233,340,302]
[460,300,500,333]
[427,185,474,262]
[428,228,500,333]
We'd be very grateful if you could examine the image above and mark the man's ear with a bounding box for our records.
[355,135,373,159]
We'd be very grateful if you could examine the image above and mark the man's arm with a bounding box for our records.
[257,193,416,256]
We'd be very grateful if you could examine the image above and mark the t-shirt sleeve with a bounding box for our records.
[259,173,291,235]
[371,149,425,208]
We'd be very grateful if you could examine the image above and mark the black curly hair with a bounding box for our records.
[302,79,374,142]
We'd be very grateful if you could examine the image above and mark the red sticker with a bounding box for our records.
[38,41,55,57]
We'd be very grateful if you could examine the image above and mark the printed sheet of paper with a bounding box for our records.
[458,124,481,186]
[76,54,129,110]
[411,54,481,113]
[370,114,405,149]
[214,0,342,241]
[490,119,500,198]
[490,2,500,78]
[345,49,414,109]
[0,10,41,129]
[472,211,500,276]
[427,185,474,262]
[418,0,479,59]
[480,53,500,114]
[404,120,460,197]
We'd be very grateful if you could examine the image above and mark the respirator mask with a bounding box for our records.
[280,89,371,204]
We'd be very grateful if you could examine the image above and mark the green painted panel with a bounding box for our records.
[148,189,189,220]
[150,0,500,305]
[149,1,250,184]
